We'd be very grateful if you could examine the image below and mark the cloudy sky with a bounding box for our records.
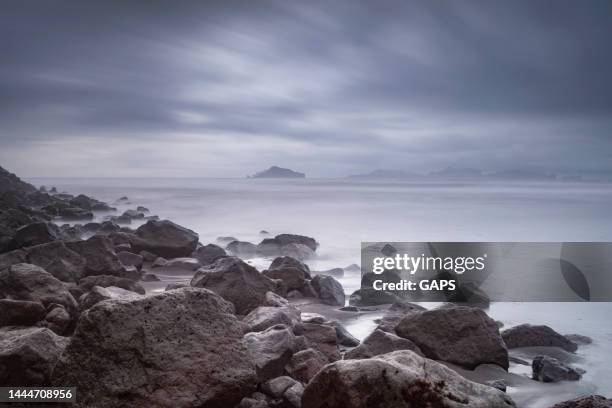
[1,0,611,177]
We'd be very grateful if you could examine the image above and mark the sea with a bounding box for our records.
[27,177,612,407]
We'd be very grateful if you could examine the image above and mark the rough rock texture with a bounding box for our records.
[0,263,78,318]
[301,323,340,362]
[26,241,86,282]
[286,348,328,383]
[263,257,310,291]
[501,324,578,352]
[131,219,199,258]
[549,395,612,408]
[244,324,302,382]
[191,256,279,315]
[302,350,516,408]
[116,251,143,271]
[10,222,59,249]
[311,275,345,306]
[78,285,142,311]
[77,274,145,295]
[0,327,69,386]
[532,355,582,383]
[345,329,422,359]
[0,299,46,327]
[395,306,509,370]
[243,305,301,333]
[52,288,256,407]
[375,302,427,332]
[67,236,128,278]
[192,243,226,265]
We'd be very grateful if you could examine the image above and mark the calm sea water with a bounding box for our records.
[28,177,612,406]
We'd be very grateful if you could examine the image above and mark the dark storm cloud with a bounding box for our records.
[0,0,611,176]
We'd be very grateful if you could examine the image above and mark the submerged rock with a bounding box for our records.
[302,350,516,408]
[395,306,509,370]
[227,240,257,257]
[281,243,315,261]
[501,324,578,352]
[532,355,583,383]
[52,288,256,407]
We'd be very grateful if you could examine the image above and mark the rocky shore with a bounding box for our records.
[0,165,610,408]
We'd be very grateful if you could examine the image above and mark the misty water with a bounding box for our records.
[28,177,612,407]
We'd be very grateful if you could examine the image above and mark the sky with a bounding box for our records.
[1,0,611,178]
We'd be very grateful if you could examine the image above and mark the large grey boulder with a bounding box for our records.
[0,263,78,318]
[131,219,199,258]
[67,235,129,278]
[0,327,68,386]
[244,324,302,382]
[301,323,340,362]
[26,241,86,282]
[192,243,226,265]
[243,305,301,333]
[345,329,422,360]
[311,275,345,306]
[501,324,578,352]
[263,256,310,291]
[286,348,328,383]
[395,306,509,370]
[302,350,516,408]
[52,288,256,407]
[191,256,280,315]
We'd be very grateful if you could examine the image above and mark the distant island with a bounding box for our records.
[249,166,306,178]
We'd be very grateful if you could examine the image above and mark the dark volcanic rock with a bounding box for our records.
[280,243,315,260]
[131,219,199,258]
[532,355,582,383]
[26,241,86,282]
[243,305,301,333]
[191,256,280,315]
[0,263,78,318]
[263,256,310,291]
[226,240,257,257]
[192,243,227,265]
[501,324,578,352]
[67,235,129,278]
[257,238,282,257]
[395,306,509,370]
[78,285,142,311]
[116,251,144,271]
[275,233,317,251]
[0,166,37,195]
[549,395,612,408]
[244,324,302,381]
[0,299,46,327]
[301,323,340,362]
[311,275,345,306]
[10,222,59,249]
[0,327,69,386]
[52,288,256,407]
[345,329,422,359]
[286,348,328,383]
[302,350,516,408]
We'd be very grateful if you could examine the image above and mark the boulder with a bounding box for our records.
[25,241,86,282]
[257,238,282,257]
[281,243,315,261]
[131,219,199,258]
[116,251,143,271]
[0,327,69,386]
[78,274,145,295]
[349,288,400,306]
[10,222,59,249]
[275,234,317,251]
[0,248,27,270]
[501,324,578,352]
[79,285,142,311]
[192,243,227,265]
[549,395,612,408]
[395,306,509,370]
[0,299,46,327]
[345,329,422,359]
[262,376,304,408]
[0,263,78,318]
[263,257,311,291]
[301,323,340,362]
[191,257,279,315]
[243,306,301,333]
[311,275,345,306]
[244,324,302,382]
[52,288,256,407]
[264,291,290,307]
[532,355,582,383]
[302,350,516,408]
[227,241,257,257]
[286,348,328,383]
[564,333,593,345]
[66,235,129,278]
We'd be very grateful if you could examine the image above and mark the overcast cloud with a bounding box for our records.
[1,0,611,177]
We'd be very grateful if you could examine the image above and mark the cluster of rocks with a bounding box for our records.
[0,166,608,407]
[223,233,318,261]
